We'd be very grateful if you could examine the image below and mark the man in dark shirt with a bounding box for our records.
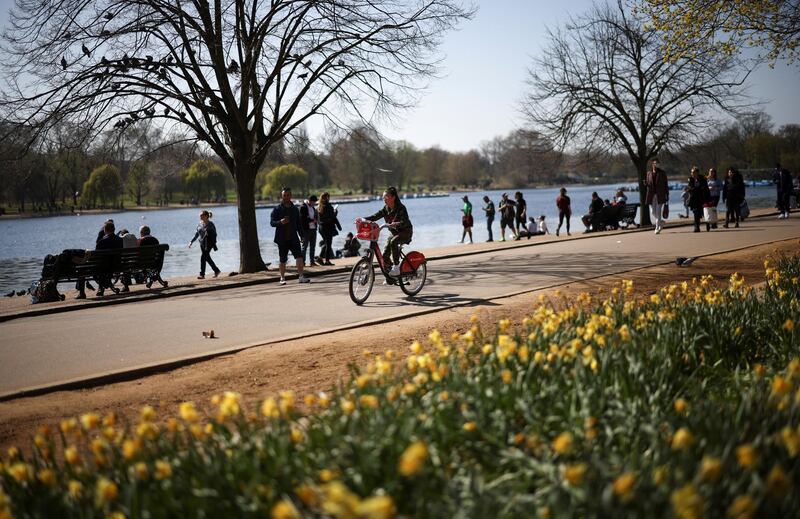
[481,195,495,242]
[270,187,310,285]
[581,192,604,232]
[138,225,160,246]
[93,220,123,296]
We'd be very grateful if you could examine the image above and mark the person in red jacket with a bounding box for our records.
[555,187,571,236]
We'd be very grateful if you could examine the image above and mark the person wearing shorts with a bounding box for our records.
[460,195,473,244]
[270,187,310,285]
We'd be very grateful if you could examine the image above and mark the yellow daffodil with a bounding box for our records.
[670,483,703,519]
[726,495,756,519]
[671,427,694,451]
[612,472,636,502]
[562,463,587,486]
[552,432,574,455]
[398,441,428,477]
[271,500,299,519]
[95,477,118,507]
[735,444,757,469]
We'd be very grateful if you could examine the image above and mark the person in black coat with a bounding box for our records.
[270,187,310,285]
[92,220,123,296]
[774,163,794,218]
[317,192,342,266]
[687,167,711,232]
[722,167,746,228]
[188,210,220,279]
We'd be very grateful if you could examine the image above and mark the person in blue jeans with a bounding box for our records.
[481,195,495,242]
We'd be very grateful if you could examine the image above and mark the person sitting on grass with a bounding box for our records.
[340,232,361,257]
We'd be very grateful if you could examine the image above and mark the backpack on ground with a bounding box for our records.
[30,279,64,304]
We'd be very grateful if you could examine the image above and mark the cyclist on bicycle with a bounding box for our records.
[364,186,413,277]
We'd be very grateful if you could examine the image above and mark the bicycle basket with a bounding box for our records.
[401,251,426,273]
[356,220,381,240]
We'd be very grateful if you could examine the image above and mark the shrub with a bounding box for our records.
[2,255,799,518]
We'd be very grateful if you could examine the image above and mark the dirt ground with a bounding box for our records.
[1,239,797,451]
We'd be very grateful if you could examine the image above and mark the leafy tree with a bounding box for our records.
[82,164,121,206]
[126,160,150,206]
[183,159,226,202]
[522,2,748,225]
[642,0,800,63]
[1,0,472,272]
[261,164,309,200]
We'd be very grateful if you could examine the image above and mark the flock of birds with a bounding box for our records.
[58,22,331,132]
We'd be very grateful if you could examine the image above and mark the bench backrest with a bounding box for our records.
[621,203,639,217]
[52,244,170,280]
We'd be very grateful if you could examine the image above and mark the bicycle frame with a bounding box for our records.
[363,234,407,283]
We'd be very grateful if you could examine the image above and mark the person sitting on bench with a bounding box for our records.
[582,192,604,232]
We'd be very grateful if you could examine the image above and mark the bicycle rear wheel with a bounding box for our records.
[399,261,426,296]
[349,257,375,305]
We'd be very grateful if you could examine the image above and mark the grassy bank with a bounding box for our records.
[1,255,799,518]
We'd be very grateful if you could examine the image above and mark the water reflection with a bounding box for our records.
[0,184,777,293]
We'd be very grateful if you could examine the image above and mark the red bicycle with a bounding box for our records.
[348,219,427,305]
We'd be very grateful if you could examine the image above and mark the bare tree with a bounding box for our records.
[522,1,749,225]
[1,0,473,272]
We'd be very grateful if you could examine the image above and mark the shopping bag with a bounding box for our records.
[739,199,750,219]
[703,206,718,224]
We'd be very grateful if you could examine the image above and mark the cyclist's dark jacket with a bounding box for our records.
[366,201,413,235]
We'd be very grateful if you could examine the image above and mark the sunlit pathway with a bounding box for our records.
[1,217,798,397]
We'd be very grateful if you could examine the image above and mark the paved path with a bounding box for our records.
[1,216,798,398]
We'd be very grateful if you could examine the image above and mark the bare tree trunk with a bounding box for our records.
[234,167,267,273]
[637,162,651,227]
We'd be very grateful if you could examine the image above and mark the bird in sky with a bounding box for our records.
[60,56,67,70]
[81,44,91,57]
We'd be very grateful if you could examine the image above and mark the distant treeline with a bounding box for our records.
[1,111,797,212]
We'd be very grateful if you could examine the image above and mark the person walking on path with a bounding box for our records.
[188,210,221,279]
[460,195,474,244]
[364,186,413,278]
[706,168,723,229]
[317,192,342,266]
[774,163,793,219]
[481,195,495,242]
[270,187,310,285]
[498,193,517,241]
[687,167,710,232]
[645,159,669,234]
[555,187,571,236]
[722,167,746,228]
[514,191,527,240]
[300,195,319,266]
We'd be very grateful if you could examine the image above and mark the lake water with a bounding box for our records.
[0,183,779,294]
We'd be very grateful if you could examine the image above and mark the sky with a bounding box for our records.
[1,0,798,153]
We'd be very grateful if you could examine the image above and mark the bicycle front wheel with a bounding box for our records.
[349,257,375,305]
[399,261,427,297]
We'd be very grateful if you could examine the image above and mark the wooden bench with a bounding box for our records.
[587,203,640,232]
[618,203,640,228]
[42,244,170,298]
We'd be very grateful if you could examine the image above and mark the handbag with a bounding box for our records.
[703,206,718,224]
[662,203,669,219]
